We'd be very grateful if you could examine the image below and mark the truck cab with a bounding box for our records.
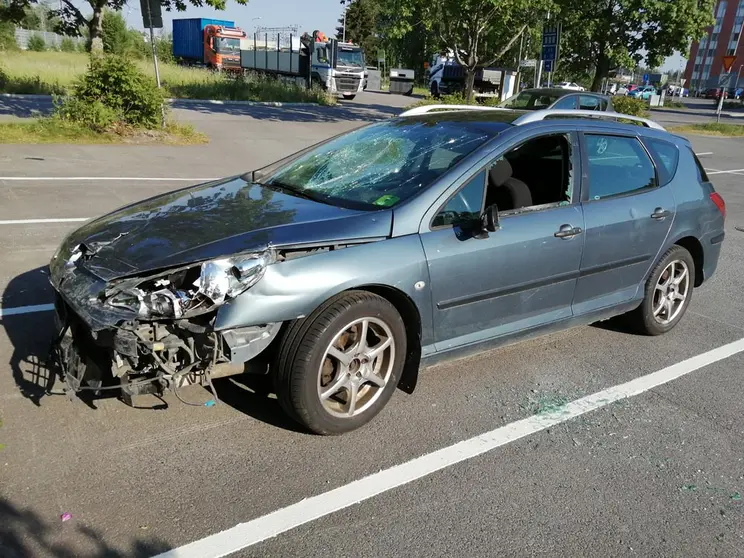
[311,39,365,99]
[204,25,246,71]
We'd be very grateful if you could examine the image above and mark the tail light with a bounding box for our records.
[710,192,726,219]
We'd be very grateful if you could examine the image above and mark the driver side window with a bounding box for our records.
[432,170,486,228]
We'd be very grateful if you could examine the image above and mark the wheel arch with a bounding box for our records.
[673,235,704,287]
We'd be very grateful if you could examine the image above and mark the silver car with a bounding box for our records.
[50,107,726,435]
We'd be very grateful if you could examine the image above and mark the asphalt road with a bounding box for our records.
[1,93,744,557]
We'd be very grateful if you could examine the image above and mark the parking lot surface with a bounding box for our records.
[1,95,743,557]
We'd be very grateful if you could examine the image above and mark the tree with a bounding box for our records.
[0,0,248,49]
[337,0,381,58]
[554,0,714,91]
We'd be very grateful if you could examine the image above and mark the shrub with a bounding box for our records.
[0,22,19,51]
[155,38,174,64]
[63,54,165,129]
[60,37,77,52]
[53,96,121,132]
[612,96,648,117]
[27,34,46,52]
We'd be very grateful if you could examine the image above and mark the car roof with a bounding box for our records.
[519,88,608,99]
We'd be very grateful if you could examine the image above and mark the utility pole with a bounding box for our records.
[516,32,524,93]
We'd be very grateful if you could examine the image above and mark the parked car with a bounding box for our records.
[629,85,657,100]
[556,81,585,91]
[50,106,725,435]
[734,87,744,100]
[499,88,613,111]
[614,85,629,96]
[704,88,727,100]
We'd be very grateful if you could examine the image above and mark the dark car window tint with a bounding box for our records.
[689,148,710,182]
[433,170,486,227]
[578,95,601,110]
[585,135,656,200]
[500,91,562,110]
[552,96,577,109]
[262,120,492,209]
[643,138,680,185]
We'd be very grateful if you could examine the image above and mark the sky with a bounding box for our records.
[116,0,686,71]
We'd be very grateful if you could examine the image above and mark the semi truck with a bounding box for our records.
[427,52,516,100]
[173,18,247,71]
[240,30,365,99]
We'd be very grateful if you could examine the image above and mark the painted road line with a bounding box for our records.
[707,168,744,175]
[696,152,714,156]
[0,177,219,181]
[0,303,54,318]
[0,218,88,225]
[155,337,744,558]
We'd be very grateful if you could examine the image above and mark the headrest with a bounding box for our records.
[489,158,512,187]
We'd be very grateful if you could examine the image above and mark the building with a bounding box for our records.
[685,0,744,92]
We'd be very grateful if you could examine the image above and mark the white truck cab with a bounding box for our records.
[311,41,366,99]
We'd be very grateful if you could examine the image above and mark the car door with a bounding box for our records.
[419,131,586,352]
[572,132,675,316]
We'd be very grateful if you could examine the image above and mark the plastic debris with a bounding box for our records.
[679,484,697,492]
[204,400,216,407]
[731,492,742,501]
[60,512,72,522]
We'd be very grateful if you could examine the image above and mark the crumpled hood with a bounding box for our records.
[51,176,392,282]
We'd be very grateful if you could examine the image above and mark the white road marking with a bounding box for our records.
[156,337,744,558]
[0,177,218,181]
[0,218,88,225]
[707,168,744,175]
[0,303,54,317]
[695,152,714,156]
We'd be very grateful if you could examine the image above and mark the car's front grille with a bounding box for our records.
[336,77,361,92]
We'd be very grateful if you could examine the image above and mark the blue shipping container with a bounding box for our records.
[172,18,235,61]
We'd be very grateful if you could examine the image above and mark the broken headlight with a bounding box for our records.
[105,248,275,318]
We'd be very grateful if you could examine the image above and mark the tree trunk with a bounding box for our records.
[464,68,476,103]
[88,1,104,52]
[591,53,610,92]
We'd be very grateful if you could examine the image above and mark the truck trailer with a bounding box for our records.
[173,18,246,71]
[427,52,517,100]
[240,31,365,99]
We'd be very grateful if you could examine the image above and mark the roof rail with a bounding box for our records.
[399,104,510,117]
[398,105,665,131]
[512,109,666,130]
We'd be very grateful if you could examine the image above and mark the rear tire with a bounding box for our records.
[430,81,440,98]
[273,291,406,435]
[627,245,695,336]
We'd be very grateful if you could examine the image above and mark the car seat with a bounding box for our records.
[486,158,532,211]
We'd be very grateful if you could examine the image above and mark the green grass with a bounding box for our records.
[0,118,208,145]
[661,100,687,109]
[0,51,336,104]
[669,122,744,137]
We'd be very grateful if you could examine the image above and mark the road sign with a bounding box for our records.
[541,22,561,68]
[541,45,557,61]
[519,59,537,68]
[722,55,736,73]
[140,0,163,29]
[681,78,687,86]
[543,60,553,73]
[643,73,649,83]
[719,72,733,87]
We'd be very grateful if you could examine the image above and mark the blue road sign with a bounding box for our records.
[643,73,649,83]
[543,60,553,73]
[542,45,557,61]
[541,21,561,70]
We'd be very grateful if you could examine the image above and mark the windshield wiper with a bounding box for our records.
[260,180,335,206]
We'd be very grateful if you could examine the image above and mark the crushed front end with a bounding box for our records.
[49,242,281,405]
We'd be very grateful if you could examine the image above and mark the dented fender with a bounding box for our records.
[214,235,435,348]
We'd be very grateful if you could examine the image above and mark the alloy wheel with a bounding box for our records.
[652,260,690,325]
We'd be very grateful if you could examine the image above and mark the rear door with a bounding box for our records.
[572,132,676,316]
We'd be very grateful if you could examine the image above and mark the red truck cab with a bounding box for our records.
[204,25,245,71]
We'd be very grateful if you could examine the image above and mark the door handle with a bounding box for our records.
[554,224,583,239]
[651,207,671,220]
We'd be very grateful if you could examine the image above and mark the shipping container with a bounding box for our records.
[173,18,235,62]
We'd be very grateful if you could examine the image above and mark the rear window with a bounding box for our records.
[642,138,680,186]
[689,148,710,183]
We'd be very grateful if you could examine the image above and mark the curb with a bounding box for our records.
[0,93,322,107]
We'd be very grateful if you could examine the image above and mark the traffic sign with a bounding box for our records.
[140,0,163,29]
[541,45,557,61]
[722,55,736,73]
[541,22,561,65]
[719,72,733,87]
[643,73,649,83]
[543,60,553,72]
[519,59,537,68]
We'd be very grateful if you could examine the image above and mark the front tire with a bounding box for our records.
[274,291,406,435]
[342,93,356,100]
[628,245,695,335]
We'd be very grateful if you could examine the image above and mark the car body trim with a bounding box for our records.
[436,270,579,310]
[579,254,652,278]
[711,232,725,245]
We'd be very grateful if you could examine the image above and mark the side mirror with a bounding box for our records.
[481,204,499,233]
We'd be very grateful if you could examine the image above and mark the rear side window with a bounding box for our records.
[689,148,710,182]
[642,138,680,186]
[584,134,656,200]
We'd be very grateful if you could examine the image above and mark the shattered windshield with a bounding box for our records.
[499,91,562,110]
[261,120,492,209]
[337,48,364,67]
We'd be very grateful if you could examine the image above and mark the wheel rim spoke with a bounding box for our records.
[321,373,349,401]
[673,268,688,286]
[366,371,386,388]
[367,337,392,360]
[653,299,665,316]
[346,382,358,416]
[327,345,352,367]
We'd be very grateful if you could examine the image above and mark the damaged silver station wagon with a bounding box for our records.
[50,107,726,434]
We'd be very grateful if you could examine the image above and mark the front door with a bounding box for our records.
[420,132,586,351]
[572,132,676,315]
